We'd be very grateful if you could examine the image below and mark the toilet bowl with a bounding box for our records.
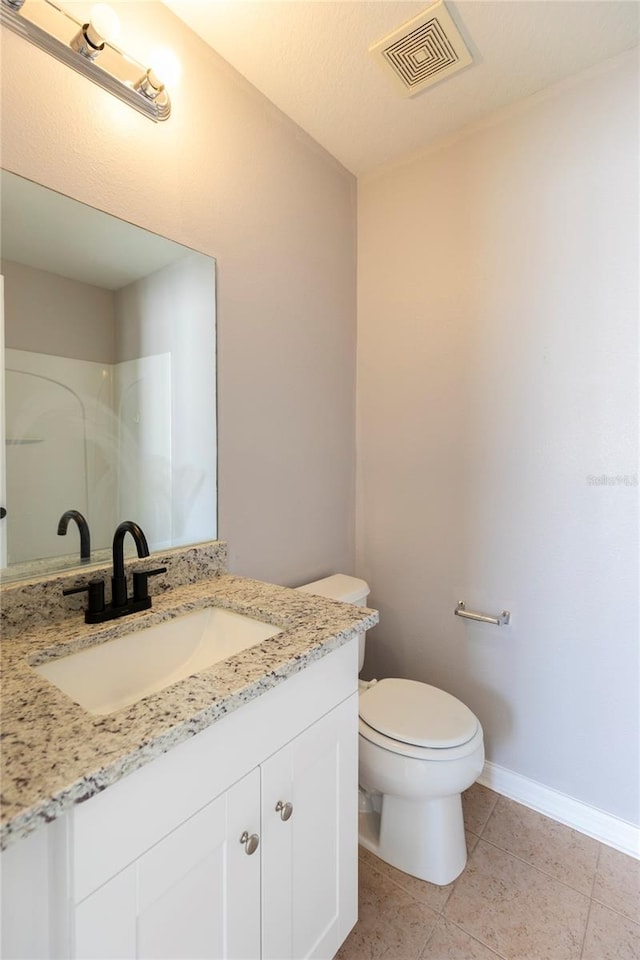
[296,575,484,886]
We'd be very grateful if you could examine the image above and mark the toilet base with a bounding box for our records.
[358,792,467,886]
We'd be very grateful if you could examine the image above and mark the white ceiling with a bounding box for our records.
[162,0,639,176]
[1,171,197,289]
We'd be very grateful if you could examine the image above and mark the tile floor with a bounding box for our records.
[337,784,639,960]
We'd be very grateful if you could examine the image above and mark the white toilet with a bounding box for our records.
[296,574,484,886]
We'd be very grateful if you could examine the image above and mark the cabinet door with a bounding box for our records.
[0,824,59,960]
[74,768,261,960]
[261,694,358,960]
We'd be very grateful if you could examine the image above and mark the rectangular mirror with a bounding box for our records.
[0,170,217,582]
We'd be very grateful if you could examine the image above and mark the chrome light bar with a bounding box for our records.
[0,0,171,122]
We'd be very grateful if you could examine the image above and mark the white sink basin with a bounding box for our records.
[33,607,283,716]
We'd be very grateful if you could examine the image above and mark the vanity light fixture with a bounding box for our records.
[0,0,172,121]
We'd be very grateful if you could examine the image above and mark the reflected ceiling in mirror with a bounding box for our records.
[0,170,217,583]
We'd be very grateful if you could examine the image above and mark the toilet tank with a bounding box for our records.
[295,575,370,670]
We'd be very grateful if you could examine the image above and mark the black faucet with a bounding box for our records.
[111,520,150,608]
[57,509,91,561]
[63,520,166,624]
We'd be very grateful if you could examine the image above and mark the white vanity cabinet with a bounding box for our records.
[1,638,359,960]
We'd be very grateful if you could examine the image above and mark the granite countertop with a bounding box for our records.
[1,572,378,852]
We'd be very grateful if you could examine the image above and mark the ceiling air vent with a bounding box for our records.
[370,0,472,98]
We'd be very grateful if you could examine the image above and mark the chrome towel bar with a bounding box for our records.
[455,601,511,626]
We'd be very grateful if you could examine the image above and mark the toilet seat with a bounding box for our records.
[359,716,484,761]
[359,678,481,760]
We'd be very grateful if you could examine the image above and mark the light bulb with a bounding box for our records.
[86,4,120,47]
[149,46,181,89]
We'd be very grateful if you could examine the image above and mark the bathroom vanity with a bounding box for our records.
[0,543,378,959]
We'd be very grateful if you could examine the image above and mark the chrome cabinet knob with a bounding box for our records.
[275,800,293,821]
[240,830,259,855]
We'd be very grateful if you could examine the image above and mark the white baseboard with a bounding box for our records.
[479,761,640,860]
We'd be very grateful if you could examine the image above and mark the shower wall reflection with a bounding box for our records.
[5,347,172,565]
[5,349,112,564]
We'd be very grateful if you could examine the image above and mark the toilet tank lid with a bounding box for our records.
[295,574,370,605]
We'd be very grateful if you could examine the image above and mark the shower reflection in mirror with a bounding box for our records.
[0,171,217,580]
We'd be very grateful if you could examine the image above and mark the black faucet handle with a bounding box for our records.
[63,579,106,618]
[133,567,167,602]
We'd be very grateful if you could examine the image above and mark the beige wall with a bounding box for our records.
[357,52,639,824]
[0,1,357,584]
[2,260,116,363]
